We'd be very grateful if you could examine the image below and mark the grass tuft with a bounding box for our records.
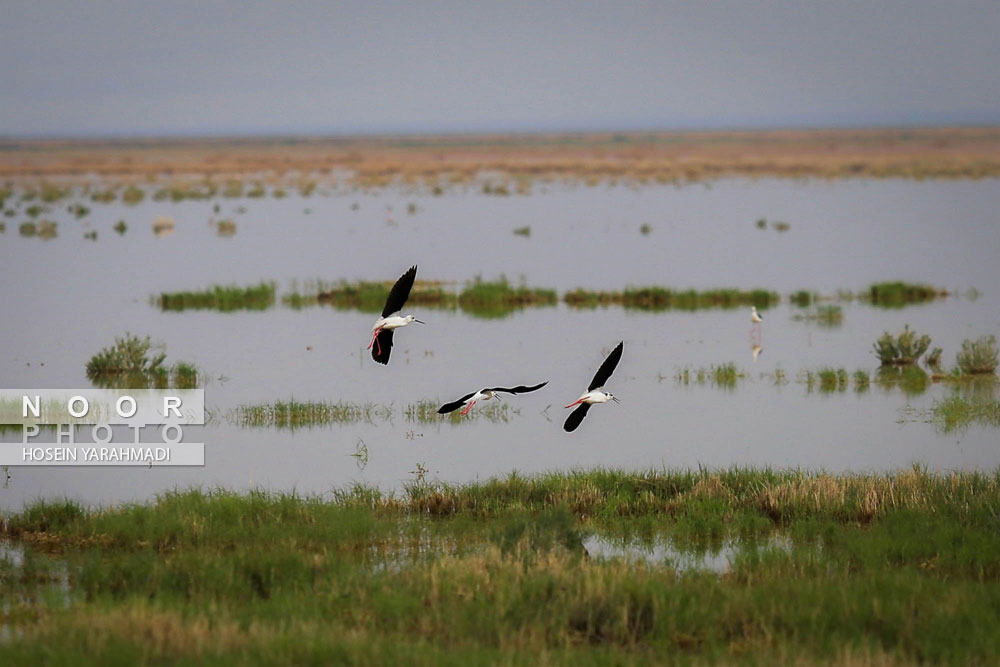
[956,335,998,375]
[874,325,931,366]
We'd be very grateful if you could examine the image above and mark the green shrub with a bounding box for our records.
[956,336,998,375]
[874,325,931,366]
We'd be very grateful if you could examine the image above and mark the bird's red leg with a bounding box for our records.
[368,328,381,353]
[564,398,584,409]
[460,400,476,416]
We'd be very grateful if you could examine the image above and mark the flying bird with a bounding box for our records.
[368,265,424,365]
[437,382,548,416]
[564,341,623,432]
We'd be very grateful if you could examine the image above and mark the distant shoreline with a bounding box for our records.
[2,126,999,184]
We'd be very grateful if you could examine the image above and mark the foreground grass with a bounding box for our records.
[3,468,1000,664]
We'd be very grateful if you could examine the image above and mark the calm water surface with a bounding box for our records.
[1,178,998,509]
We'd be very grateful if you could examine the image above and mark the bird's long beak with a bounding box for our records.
[414,319,426,324]
[612,396,621,404]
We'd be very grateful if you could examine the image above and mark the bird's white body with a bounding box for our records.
[459,389,495,415]
[565,390,613,408]
[373,314,419,332]
[751,307,763,324]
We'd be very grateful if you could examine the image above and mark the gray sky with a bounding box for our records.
[2,0,998,137]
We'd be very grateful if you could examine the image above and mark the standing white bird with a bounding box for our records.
[564,341,623,432]
[368,265,424,365]
[437,382,548,416]
[750,306,763,343]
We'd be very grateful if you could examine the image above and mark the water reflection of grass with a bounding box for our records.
[4,468,1000,664]
[675,363,745,389]
[232,401,393,429]
[156,282,276,312]
[404,400,515,424]
[230,400,518,427]
[875,365,930,396]
[932,394,1000,433]
[791,304,843,327]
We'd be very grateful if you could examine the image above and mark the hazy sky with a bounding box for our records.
[2,1,998,137]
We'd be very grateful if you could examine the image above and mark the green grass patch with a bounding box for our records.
[121,185,145,205]
[789,290,814,307]
[565,287,778,311]
[156,282,276,312]
[153,181,217,202]
[853,369,871,392]
[3,469,1000,664]
[867,281,946,308]
[282,279,455,312]
[85,333,199,389]
[874,325,931,366]
[215,218,237,236]
[816,367,849,393]
[458,277,557,318]
[623,287,778,310]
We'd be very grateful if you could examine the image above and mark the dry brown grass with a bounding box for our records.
[2,127,998,188]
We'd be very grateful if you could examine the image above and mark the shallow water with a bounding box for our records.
[583,533,794,573]
[1,178,999,509]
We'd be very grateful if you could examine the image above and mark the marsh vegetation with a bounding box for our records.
[3,468,1000,664]
[155,283,276,312]
[85,333,199,389]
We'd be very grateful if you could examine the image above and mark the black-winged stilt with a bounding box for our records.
[368,265,424,365]
[437,382,548,416]
[563,341,623,432]
[750,306,763,343]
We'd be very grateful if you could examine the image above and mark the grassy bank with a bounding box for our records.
[3,468,1000,664]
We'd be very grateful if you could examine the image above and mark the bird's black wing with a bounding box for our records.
[589,341,623,391]
[437,391,478,414]
[563,403,591,432]
[382,265,417,317]
[371,329,394,365]
[489,381,548,395]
